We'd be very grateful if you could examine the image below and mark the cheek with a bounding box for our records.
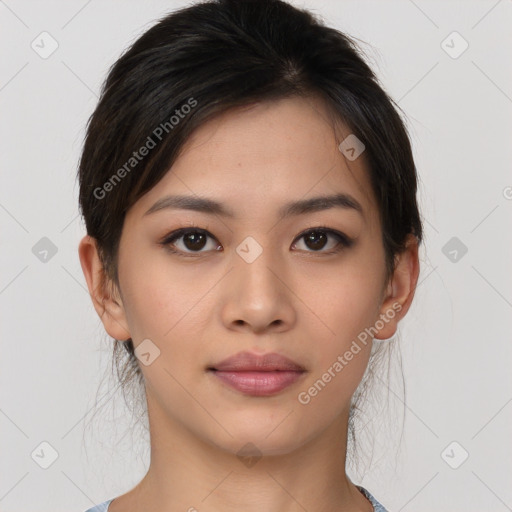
[298,286,377,413]
[118,252,217,350]
[118,256,189,341]
[301,260,383,389]
[307,262,383,342]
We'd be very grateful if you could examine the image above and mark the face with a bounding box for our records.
[97,96,398,457]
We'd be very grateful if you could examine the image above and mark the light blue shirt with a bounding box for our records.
[84,486,388,511]
[84,498,113,512]
[357,485,389,512]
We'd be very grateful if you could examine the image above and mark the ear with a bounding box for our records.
[78,235,131,341]
[373,234,420,340]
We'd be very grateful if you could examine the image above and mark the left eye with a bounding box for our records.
[160,227,352,256]
[292,228,352,253]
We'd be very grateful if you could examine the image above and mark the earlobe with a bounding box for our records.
[374,234,420,340]
[78,235,131,341]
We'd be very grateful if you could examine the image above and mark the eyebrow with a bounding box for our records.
[144,192,364,220]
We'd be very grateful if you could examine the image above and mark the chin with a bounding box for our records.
[204,420,310,460]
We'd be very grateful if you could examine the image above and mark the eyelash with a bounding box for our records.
[159,224,354,258]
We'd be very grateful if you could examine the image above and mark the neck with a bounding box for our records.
[122,393,373,512]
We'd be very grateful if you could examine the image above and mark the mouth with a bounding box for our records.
[207,351,307,396]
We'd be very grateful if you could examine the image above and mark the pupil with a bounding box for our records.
[305,231,326,251]
[185,232,206,251]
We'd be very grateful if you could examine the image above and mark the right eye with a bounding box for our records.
[160,227,222,256]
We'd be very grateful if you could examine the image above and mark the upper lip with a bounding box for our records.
[209,351,306,372]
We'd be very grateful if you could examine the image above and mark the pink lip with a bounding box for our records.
[211,370,305,396]
[208,351,306,397]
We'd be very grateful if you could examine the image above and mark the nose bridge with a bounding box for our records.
[221,235,295,332]
[234,235,283,299]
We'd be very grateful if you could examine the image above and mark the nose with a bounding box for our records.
[220,245,296,335]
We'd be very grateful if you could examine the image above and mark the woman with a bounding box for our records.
[78,0,422,510]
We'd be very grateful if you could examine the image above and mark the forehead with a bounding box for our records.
[132,95,379,228]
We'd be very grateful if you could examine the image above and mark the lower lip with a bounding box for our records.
[210,370,305,396]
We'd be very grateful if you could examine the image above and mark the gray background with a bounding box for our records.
[1,1,511,511]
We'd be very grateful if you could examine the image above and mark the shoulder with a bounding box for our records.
[356,485,390,512]
[83,498,114,512]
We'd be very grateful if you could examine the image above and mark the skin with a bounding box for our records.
[79,95,419,512]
